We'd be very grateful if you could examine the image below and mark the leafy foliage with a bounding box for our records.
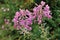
[0,0,60,40]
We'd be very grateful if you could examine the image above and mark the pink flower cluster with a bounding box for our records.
[12,9,33,31]
[33,1,52,24]
[12,1,52,31]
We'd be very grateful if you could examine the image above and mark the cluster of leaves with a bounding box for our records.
[0,0,60,40]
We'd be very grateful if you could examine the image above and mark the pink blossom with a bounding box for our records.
[25,25,32,31]
[12,1,52,31]
[43,5,52,18]
[41,1,45,6]
[44,5,50,10]
[15,11,20,17]
[4,19,10,24]
[13,9,33,31]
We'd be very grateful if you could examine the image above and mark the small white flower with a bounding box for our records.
[1,7,4,10]
[2,25,4,29]
[3,9,6,12]
[7,8,10,11]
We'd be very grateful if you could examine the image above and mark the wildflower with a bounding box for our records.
[7,8,9,11]
[41,1,45,6]
[2,25,4,29]
[12,9,32,31]
[13,1,52,31]
[3,9,6,12]
[43,5,52,18]
[33,1,52,24]
[4,19,10,24]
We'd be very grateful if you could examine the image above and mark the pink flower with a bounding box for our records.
[44,5,50,10]
[15,11,20,17]
[19,20,25,25]
[25,25,32,31]
[25,19,32,25]
[13,9,33,31]
[4,19,10,24]
[43,5,52,18]
[38,20,42,24]
[47,15,52,19]
[41,1,45,6]
[20,9,25,16]
[12,1,52,31]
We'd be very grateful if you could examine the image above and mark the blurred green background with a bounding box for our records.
[0,0,60,40]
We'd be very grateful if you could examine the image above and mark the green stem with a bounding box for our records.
[23,33,25,40]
